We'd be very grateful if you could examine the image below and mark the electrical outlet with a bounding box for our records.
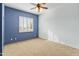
[11,38,13,40]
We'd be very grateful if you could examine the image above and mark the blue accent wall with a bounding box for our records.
[0,3,2,56]
[5,6,38,44]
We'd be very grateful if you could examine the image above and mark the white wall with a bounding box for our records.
[39,4,79,49]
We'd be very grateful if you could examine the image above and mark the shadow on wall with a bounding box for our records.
[47,29,59,42]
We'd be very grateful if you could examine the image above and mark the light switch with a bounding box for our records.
[15,37,17,40]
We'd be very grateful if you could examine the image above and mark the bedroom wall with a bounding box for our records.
[39,4,79,49]
[4,6,38,44]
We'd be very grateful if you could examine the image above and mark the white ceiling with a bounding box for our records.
[4,3,67,15]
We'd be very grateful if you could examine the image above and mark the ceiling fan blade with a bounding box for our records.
[41,7,48,9]
[30,3,37,6]
[30,7,36,10]
[41,3,46,5]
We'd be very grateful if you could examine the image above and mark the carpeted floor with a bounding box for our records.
[3,38,79,56]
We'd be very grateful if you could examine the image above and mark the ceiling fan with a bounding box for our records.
[30,3,48,12]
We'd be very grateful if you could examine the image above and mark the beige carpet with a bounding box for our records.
[3,38,79,56]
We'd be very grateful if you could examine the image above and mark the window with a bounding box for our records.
[19,16,33,33]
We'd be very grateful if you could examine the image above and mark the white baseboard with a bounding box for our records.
[39,37,79,49]
[48,39,79,49]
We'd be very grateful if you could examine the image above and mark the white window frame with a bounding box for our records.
[19,16,34,33]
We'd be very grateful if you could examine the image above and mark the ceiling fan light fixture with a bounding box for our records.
[30,3,48,12]
[36,7,43,12]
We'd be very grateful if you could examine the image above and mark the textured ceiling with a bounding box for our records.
[4,3,78,15]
